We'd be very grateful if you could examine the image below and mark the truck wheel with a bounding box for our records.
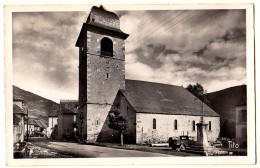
[180,144,186,150]
[171,146,177,150]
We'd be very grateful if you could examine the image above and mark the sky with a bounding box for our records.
[12,6,246,103]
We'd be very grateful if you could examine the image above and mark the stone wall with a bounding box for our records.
[136,113,220,144]
[78,30,126,142]
[97,91,136,143]
[57,112,63,139]
[62,114,76,137]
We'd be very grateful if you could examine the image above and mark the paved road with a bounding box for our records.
[29,138,174,158]
[46,141,173,157]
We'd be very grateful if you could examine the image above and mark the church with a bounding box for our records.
[75,6,220,144]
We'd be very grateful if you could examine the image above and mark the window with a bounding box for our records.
[209,121,212,131]
[96,119,100,126]
[192,120,196,131]
[127,106,129,111]
[239,110,247,122]
[106,73,109,79]
[174,119,178,130]
[153,118,156,129]
[101,37,113,57]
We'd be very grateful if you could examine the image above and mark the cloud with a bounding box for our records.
[12,12,88,102]
[123,9,246,93]
[12,9,247,102]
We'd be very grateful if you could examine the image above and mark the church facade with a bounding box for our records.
[75,6,220,144]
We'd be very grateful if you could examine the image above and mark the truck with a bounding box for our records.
[168,136,195,150]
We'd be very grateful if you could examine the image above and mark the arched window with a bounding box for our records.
[209,121,212,131]
[153,118,156,129]
[192,120,196,131]
[174,119,178,130]
[101,37,113,57]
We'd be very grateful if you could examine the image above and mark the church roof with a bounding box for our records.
[87,6,121,30]
[120,80,219,117]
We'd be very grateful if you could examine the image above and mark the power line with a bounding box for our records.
[128,10,169,43]
[127,11,198,53]
[127,11,185,49]
[127,11,186,51]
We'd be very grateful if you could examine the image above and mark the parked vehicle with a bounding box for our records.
[169,136,195,150]
[209,140,223,148]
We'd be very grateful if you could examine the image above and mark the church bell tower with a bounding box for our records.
[75,6,129,142]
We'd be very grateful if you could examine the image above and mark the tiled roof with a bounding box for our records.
[13,104,25,114]
[48,110,59,117]
[58,108,78,115]
[34,119,47,129]
[120,80,219,117]
[27,119,38,126]
[59,100,78,115]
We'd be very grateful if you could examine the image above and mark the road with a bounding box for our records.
[28,138,175,158]
[45,141,173,157]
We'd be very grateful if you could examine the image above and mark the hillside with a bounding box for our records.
[205,85,247,138]
[13,85,60,123]
[206,85,246,121]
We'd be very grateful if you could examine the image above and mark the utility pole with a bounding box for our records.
[27,108,29,142]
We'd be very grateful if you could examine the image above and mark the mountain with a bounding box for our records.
[205,85,247,138]
[13,85,60,123]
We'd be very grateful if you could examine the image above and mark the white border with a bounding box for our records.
[3,3,256,167]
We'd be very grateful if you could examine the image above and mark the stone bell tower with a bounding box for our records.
[75,6,129,142]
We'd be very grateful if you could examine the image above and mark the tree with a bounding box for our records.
[186,83,211,106]
[186,83,204,98]
[108,108,127,145]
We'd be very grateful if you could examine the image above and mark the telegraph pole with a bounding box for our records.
[26,108,29,142]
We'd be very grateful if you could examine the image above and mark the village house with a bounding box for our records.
[47,110,58,138]
[24,119,48,137]
[57,100,78,140]
[75,6,220,144]
[24,119,37,137]
[206,85,247,147]
[235,96,247,148]
[13,96,26,144]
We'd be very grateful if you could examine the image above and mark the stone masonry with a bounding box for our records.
[76,6,129,143]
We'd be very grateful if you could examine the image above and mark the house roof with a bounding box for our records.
[48,110,59,117]
[60,100,78,114]
[59,108,78,115]
[33,119,48,129]
[13,96,24,102]
[27,119,38,126]
[13,104,25,114]
[120,80,219,117]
